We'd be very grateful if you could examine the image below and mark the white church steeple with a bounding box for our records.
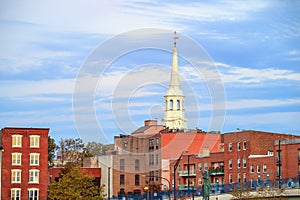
[162,32,187,131]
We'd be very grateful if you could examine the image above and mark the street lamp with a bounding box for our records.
[142,175,171,200]
[173,150,188,200]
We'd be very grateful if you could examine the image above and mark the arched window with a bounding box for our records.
[165,100,167,110]
[177,100,180,110]
[170,100,173,110]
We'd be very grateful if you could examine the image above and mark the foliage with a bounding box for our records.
[231,183,252,199]
[48,135,58,167]
[256,181,285,200]
[48,165,106,200]
[57,138,92,166]
[85,141,107,156]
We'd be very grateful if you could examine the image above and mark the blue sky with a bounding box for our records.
[0,0,300,144]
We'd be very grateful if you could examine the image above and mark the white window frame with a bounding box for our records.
[243,173,247,183]
[28,188,39,200]
[250,165,254,173]
[12,153,22,165]
[228,143,232,152]
[11,169,22,183]
[198,163,202,171]
[243,158,247,168]
[237,173,241,183]
[229,174,232,184]
[12,135,22,147]
[30,135,40,148]
[257,165,261,173]
[263,164,267,173]
[229,159,232,169]
[11,188,21,200]
[237,142,241,151]
[243,141,247,150]
[237,158,241,168]
[30,153,40,166]
[29,170,39,184]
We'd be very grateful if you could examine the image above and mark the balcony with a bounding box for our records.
[178,170,196,176]
[178,183,196,190]
[209,167,224,176]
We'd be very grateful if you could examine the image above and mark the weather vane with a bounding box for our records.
[173,31,179,47]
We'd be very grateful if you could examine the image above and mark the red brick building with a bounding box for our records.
[0,127,49,200]
[48,167,101,185]
[223,130,300,188]
[169,130,300,193]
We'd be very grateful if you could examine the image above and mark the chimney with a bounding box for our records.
[144,120,157,126]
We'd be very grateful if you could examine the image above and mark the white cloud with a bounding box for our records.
[0,79,75,98]
[216,63,300,83]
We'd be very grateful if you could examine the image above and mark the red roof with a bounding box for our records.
[161,133,221,160]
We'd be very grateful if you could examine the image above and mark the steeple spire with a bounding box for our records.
[170,31,180,89]
[162,31,187,131]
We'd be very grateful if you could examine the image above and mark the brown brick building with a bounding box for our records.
[0,127,49,200]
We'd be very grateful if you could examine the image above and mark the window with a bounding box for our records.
[12,153,22,165]
[198,163,202,172]
[237,159,241,168]
[11,188,21,200]
[250,165,254,173]
[30,153,39,166]
[156,154,159,165]
[228,143,232,152]
[243,158,246,168]
[28,189,39,200]
[149,139,154,150]
[149,171,154,181]
[155,170,159,181]
[135,159,140,171]
[177,100,180,110]
[263,164,267,173]
[229,174,232,184]
[120,174,125,185]
[149,154,154,165]
[257,165,261,173]
[237,142,241,151]
[243,173,247,183]
[29,170,39,183]
[237,173,241,183]
[12,135,22,147]
[251,179,255,188]
[11,170,21,183]
[170,100,173,110]
[198,178,202,186]
[156,138,159,149]
[135,175,140,185]
[229,159,232,169]
[243,141,246,150]
[120,159,124,170]
[30,135,40,148]
[204,162,208,171]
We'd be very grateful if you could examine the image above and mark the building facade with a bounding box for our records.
[0,127,49,200]
[169,130,300,194]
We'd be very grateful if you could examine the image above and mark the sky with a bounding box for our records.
[0,0,300,144]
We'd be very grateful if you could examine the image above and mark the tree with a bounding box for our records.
[231,183,252,199]
[48,165,106,200]
[85,141,107,156]
[58,138,91,166]
[48,135,58,167]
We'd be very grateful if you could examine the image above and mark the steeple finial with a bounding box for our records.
[173,31,179,47]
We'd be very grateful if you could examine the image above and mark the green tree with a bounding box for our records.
[48,135,58,167]
[48,165,106,200]
[58,138,91,166]
[86,141,107,156]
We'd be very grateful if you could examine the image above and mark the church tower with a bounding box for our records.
[162,32,187,131]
